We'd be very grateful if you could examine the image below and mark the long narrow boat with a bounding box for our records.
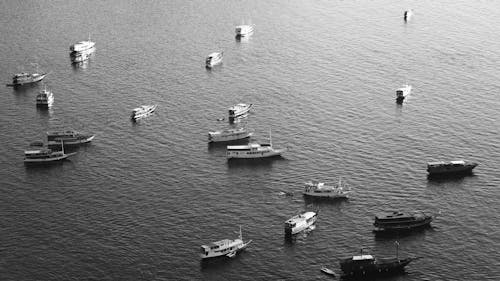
[24,141,76,164]
[200,226,252,259]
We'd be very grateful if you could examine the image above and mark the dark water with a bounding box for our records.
[1,0,500,280]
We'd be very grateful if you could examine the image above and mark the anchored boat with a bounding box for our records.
[235,24,255,37]
[303,178,350,199]
[373,211,434,233]
[228,103,252,118]
[206,52,223,68]
[131,104,157,121]
[24,141,76,164]
[427,160,478,176]
[200,226,252,259]
[226,130,285,159]
[284,211,317,236]
[47,130,95,147]
[396,84,412,102]
[208,127,253,143]
[36,86,54,108]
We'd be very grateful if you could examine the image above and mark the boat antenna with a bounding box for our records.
[395,240,400,260]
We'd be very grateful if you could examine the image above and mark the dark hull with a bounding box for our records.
[340,258,415,280]
[374,217,433,233]
[427,165,477,176]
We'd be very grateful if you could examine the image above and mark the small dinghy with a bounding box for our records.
[320,267,336,276]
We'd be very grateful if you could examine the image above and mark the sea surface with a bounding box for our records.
[1,0,500,280]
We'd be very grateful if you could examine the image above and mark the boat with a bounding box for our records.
[200,226,252,259]
[208,127,253,143]
[404,9,413,22]
[70,49,94,63]
[226,130,286,159]
[284,211,317,236]
[228,103,252,118]
[7,71,47,87]
[24,141,76,164]
[70,37,96,52]
[303,178,351,199]
[340,246,421,279]
[396,84,412,102]
[47,130,95,147]
[131,104,157,121]
[36,86,54,107]
[373,211,434,233]
[427,160,478,176]
[235,24,254,37]
[320,267,336,276]
[206,52,223,68]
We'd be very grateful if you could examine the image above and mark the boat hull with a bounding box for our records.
[47,135,95,147]
[200,240,252,260]
[373,217,433,233]
[303,192,349,199]
[227,148,285,159]
[8,73,47,86]
[228,104,252,118]
[208,132,252,143]
[24,152,76,164]
[341,258,415,279]
[427,164,477,176]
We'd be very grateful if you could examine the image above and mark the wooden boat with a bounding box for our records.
[200,226,252,259]
[373,211,434,233]
[320,267,336,276]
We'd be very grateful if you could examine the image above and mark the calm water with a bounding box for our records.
[1,0,500,280]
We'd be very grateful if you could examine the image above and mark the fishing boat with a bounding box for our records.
[200,226,252,259]
[24,141,76,164]
[340,244,421,279]
[396,84,412,102]
[427,160,478,176]
[235,24,254,37]
[284,211,317,236]
[131,104,157,121]
[36,86,54,107]
[228,103,252,118]
[226,130,286,159]
[206,52,223,68]
[373,211,434,233]
[303,178,350,199]
[208,127,253,143]
[47,130,95,147]
[320,267,336,276]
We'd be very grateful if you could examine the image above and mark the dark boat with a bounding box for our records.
[340,246,421,279]
[373,211,434,233]
[427,160,478,176]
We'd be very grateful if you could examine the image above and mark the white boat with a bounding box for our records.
[47,130,95,147]
[70,37,96,52]
[228,103,252,118]
[285,211,317,236]
[208,127,253,143]
[226,130,286,159]
[404,9,413,22]
[320,267,336,276]
[206,52,223,68]
[303,178,351,199]
[36,86,54,107]
[24,141,76,164]
[131,105,157,121]
[235,24,254,37]
[70,48,95,63]
[396,84,412,102]
[8,72,47,86]
[200,226,252,259]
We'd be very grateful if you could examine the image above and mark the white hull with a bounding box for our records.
[228,104,252,118]
[200,240,252,259]
[235,25,254,37]
[209,132,252,143]
[286,215,317,235]
[227,148,285,159]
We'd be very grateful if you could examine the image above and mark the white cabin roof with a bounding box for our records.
[450,160,466,165]
[227,143,260,150]
[353,255,374,261]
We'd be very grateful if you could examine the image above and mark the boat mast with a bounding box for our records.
[239,225,242,240]
[269,129,272,146]
[61,140,64,155]
[395,240,399,260]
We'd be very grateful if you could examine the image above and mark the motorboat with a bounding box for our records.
[131,105,157,121]
[396,84,412,102]
[70,37,96,52]
[228,103,252,118]
[7,71,47,86]
[36,86,54,107]
[47,130,95,147]
[206,52,223,68]
[373,211,434,233]
[235,24,254,37]
[320,267,336,276]
[404,9,413,22]
[226,130,285,159]
[284,211,317,236]
[208,127,253,143]
[303,178,350,199]
[24,141,76,164]
[427,160,478,176]
[340,246,421,279]
[70,48,95,63]
[200,226,252,259]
